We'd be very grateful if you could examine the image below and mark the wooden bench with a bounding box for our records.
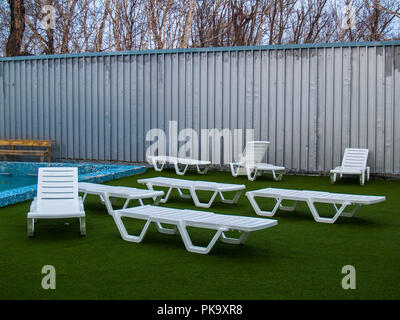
[0,139,53,162]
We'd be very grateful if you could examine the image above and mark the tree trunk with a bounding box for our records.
[96,0,111,52]
[6,0,25,57]
[60,0,78,53]
[179,0,196,48]
[44,0,54,54]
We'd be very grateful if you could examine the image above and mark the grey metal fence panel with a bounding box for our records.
[0,42,399,174]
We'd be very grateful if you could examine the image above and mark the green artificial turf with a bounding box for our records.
[0,168,399,300]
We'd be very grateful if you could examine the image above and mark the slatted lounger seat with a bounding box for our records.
[112,205,277,254]
[246,188,385,224]
[27,167,85,237]
[137,177,245,208]
[148,155,211,175]
[230,141,285,181]
[79,182,164,214]
[330,148,370,185]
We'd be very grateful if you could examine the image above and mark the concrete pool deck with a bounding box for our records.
[0,161,146,207]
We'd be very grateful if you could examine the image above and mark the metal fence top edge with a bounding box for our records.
[1,40,399,62]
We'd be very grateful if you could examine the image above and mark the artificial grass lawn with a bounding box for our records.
[0,168,399,300]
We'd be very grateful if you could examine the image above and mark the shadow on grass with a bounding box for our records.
[329,176,367,186]
[114,218,275,259]
[269,209,387,228]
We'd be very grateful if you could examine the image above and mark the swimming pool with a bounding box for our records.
[0,161,146,207]
[0,175,37,192]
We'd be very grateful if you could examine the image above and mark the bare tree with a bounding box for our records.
[290,0,331,43]
[267,0,297,44]
[371,0,400,19]
[24,0,58,54]
[58,0,78,53]
[6,0,25,56]
[359,0,400,41]
[105,0,147,51]
[0,3,10,54]
[178,0,196,48]
[146,0,200,49]
[146,0,175,49]
[227,0,272,46]
[96,0,111,51]
[192,0,231,47]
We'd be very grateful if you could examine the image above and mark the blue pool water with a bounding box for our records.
[0,175,37,192]
[0,161,147,207]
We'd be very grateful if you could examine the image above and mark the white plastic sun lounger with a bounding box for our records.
[148,155,211,175]
[330,148,370,185]
[112,205,277,254]
[137,177,245,208]
[78,182,164,214]
[230,141,285,181]
[27,167,86,237]
[246,188,385,224]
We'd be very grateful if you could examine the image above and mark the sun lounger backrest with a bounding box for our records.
[37,167,79,212]
[341,148,368,169]
[240,141,269,164]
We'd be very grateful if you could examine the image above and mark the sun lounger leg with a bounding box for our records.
[98,194,107,205]
[27,218,35,237]
[152,158,165,172]
[219,190,243,204]
[246,166,258,181]
[230,163,240,177]
[122,199,130,209]
[159,187,173,203]
[177,188,192,199]
[272,170,284,181]
[102,192,114,214]
[177,222,226,254]
[153,195,162,206]
[360,172,365,186]
[111,213,151,243]
[146,183,172,204]
[155,222,178,235]
[247,194,282,217]
[190,188,219,208]
[220,231,249,244]
[122,198,143,209]
[174,162,189,175]
[196,164,210,174]
[82,192,88,202]
[104,196,117,206]
[366,167,370,181]
[338,204,362,218]
[307,199,351,223]
[330,173,337,184]
[79,217,86,236]
[279,201,298,211]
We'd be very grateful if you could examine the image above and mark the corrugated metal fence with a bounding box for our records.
[1,41,399,174]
